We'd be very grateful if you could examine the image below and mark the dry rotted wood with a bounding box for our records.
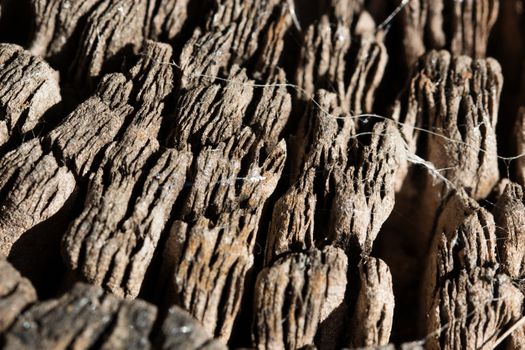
[0,0,524,349]
[0,259,37,332]
[3,283,157,350]
[401,0,499,66]
[0,44,61,148]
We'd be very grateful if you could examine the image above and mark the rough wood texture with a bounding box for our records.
[3,283,157,350]
[492,182,525,279]
[422,191,524,350]
[71,0,150,87]
[163,210,263,341]
[0,139,75,256]
[0,44,61,147]
[0,259,37,332]
[252,246,347,350]
[392,50,502,257]
[1,0,525,348]
[401,0,499,65]
[349,258,395,348]
[296,10,386,111]
[62,41,192,299]
[398,50,501,200]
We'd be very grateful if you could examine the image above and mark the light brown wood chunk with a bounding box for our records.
[328,121,403,254]
[296,12,386,113]
[349,258,395,348]
[0,44,61,146]
[72,0,149,86]
[29,0,101,60]
[399,50,501,200]
[3,283,156,350]
[164,210,263,342]
[63,148,191,298]
[423,192,523,350]
[0,259,37,332]
[252,246,347,350]
[46,73,134,177]
[179,129,286,220]
[172,68,253,148]
[401,0,499,65]
[492,182,525,279]
[0,139,75,256]
[150,0,190,42]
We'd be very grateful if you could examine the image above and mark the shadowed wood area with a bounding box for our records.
[0,0,524,349]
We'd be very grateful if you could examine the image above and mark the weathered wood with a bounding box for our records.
[163,210,262,341]
[0,259,37,332]
[392,50,502,256]
[0,44,61,147]
[296,11,387,112]
[62,41,192,299]
[71,0,151,87]
[492,181,525,279]
[3,283,157,350]
[349,258,395,348]
[401,0,499,65]
[252,246,347,350]
[29,0,102,60]
[422,190,524,350]
[1,0,525,348]
[0,139,75,256]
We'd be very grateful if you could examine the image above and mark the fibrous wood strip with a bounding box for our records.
[328,120,403,254]
[491,182,525,279]
[71,0,150,87]
[174,65,290,149]
[0,139,75,257]
[0,60,151,257]
[180,129,286,221]
[349,258,395,348]
[0,44,61,147]
[62,41,193,299]
[422,191,524,350]
[172,68,253,148]
[46,73,134,177]
[398,50,501,201]
[264,168,316,264]
[163,36,290,340]
[63,147,191,299]
[28,0,101,61]
[246,68,290,142]
[178,0,282,89]
[401,0,499,65]
[252,246,347,350]
[296,10,387,113]
[163,210,261,341]
[150,0,190,42]
[266,91,403,260]
[265,91,352,261]
[127,40,175,109]
[2,283,156,350]
[157,306,226,350]
[0,259,37,332]
[253,4,292,79]
[205,0,280,65]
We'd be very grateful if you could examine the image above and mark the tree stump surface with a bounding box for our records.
[0,0,524,349]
